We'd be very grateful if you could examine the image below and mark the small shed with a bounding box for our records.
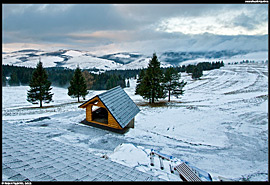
[78,86,140,132]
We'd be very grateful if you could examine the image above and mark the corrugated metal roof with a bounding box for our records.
[79,86,140,128]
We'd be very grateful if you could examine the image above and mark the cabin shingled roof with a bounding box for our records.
[3,120,163,181]
[79,86,140,128]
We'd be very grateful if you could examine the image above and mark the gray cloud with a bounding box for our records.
[232,13,258,30]
[2,4,268,53]
[3,4,129,33]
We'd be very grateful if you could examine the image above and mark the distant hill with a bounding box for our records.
[2,48,268,70]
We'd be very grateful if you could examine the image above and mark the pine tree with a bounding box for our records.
[186,64,195,73]
[135,53,165,103]
[82,70,95,90]
[221,61,224,67]
[2,75,6,86]
[163,67,187,102]
[68,66,88,102]
[192,65,203,80]
[135,69,151,101]
[9,72,20,86]
[135,70,145,95]
[105,75,116,90]
[27,60,53,107]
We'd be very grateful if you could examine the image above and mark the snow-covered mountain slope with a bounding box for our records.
[2,48,267,70]
[2,62,268,181]
[2,49,122,70]
[2,49,170,70]
[179,51,268,66]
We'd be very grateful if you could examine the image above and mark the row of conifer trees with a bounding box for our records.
[25,60,128,107]
[26,60,89,107]
[25,55,181,107]
[6,54,224,107]
[2,64,126,89]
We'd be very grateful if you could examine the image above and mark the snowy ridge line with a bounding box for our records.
[3,49,268,70]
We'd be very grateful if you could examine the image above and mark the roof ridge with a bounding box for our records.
[97,85,121,97]
[79,86,122,108]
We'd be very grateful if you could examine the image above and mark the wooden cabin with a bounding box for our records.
[78,86,140,132]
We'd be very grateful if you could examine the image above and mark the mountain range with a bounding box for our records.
[2,48,268,71]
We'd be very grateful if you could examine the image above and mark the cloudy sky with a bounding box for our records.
[2,4,268,54]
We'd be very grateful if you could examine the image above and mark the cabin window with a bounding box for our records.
[92,106,108,124]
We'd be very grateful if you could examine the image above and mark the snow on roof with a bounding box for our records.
[79,86,140,128]
[2,120,162,181]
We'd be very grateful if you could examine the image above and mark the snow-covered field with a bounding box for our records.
[180,51,268,66]
[2,62,268,181]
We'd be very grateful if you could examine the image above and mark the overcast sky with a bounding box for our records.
[2,4,268,54]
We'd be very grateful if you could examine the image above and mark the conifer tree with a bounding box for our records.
[82,70,95,90]
[68,66,88,102]
[2,75,6,86]
[135,70,145,95]
[27,60,53,107]
[135,69,151,101]
[135,53,165,103]
[106,75,117,90]
[163,67,187,102]
[9,72,20,86]
[186,64,195,73]
[192,65,203,80]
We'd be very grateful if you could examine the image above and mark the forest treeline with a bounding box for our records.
[2,65,74,87]
[2,61,224,89]
[2,65,128,90]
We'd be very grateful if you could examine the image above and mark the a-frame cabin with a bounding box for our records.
[78,86,140,132]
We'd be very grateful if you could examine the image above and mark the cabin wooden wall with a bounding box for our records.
[86,105,92,122]
[108,113,121,129]
[85,97,122,130]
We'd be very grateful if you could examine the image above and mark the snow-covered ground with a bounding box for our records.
[2,62,268,181]
[180,51,268,66]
